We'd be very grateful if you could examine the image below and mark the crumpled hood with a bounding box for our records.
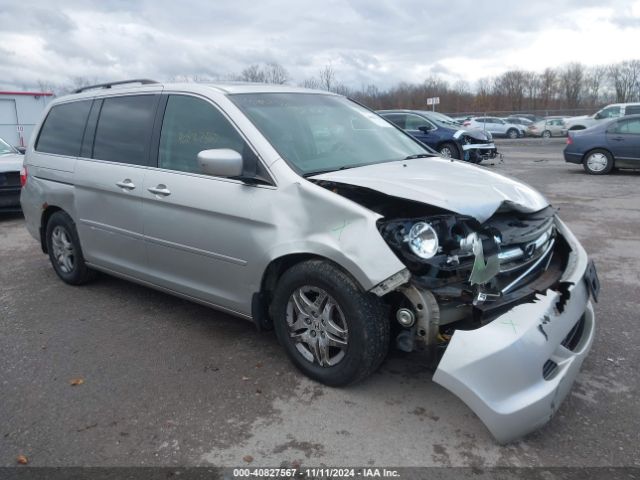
[0,153,23,173]
[460,128,492,142]
[311,157,549,223]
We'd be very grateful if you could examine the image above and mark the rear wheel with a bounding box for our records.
[583,149,613,175]
[45,211,95,285]
[271,260,389,386]
[507,128,519,139]
[542,130,552,138]
[438,142,460,159]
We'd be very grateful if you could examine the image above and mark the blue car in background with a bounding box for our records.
[564,114,640,174]
[377,109,498,164]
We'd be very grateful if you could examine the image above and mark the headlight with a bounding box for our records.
[406,222,439,259]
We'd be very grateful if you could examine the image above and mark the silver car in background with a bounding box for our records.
[464,117,525,138]
[528,118,567,138]
[20,80,598,443]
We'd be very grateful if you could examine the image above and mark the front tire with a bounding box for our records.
[45,211,95,285]
[507,128,519,139]
[271,260,389,386]
[583,149,613,175]
[438,142,460,159]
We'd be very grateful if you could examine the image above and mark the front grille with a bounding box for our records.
[543,359,558,380]
[562,315,586,351]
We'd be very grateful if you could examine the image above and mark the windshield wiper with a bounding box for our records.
[403,153,434,160]
[302,164,360,177]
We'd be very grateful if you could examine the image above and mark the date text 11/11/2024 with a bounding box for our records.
[232,467,401,478]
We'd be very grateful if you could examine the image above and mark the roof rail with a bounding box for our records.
[73,79,159,94]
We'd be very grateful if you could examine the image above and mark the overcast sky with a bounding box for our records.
[1,0,639,91]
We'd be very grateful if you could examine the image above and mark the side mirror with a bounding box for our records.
[594,112,603,120]
[418,125,433,133]
[197,149,243,177]
[16,146,26,154]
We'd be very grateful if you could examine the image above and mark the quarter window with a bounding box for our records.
[36,100,92,156]
[93,95,158,165]
[158,95,247,175]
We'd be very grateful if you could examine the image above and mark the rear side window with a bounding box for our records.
[625,106,640,116]
[36,101,92,156]
[93,95,158,165]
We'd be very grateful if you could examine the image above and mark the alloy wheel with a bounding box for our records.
[51,226,75,273]
[286,286,348,367]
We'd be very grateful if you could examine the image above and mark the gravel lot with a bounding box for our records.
[1,138,638,468]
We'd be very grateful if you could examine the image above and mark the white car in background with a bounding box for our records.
[0,136,24,213]
[565,103,640,131]
[463,117,525,139]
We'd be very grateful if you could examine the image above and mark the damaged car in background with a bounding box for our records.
[378,109,498,163]
[21,82,598,444]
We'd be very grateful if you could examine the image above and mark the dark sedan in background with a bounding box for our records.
[378,109,497,163]
[0,137,24,212]
[564,115,640,174]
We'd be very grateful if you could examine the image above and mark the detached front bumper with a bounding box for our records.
[433,218,596,443]
[463,143,498,163]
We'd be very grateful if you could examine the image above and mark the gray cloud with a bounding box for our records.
[0,0,637,90]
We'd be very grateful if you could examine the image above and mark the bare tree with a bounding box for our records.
[263,62,289,84]
[559,63,584,108]
[540,67,558,109]
[318,64,336,91]
[239,64,266,83]
[584,65,608,106]
[609,60,640,102]
[237,62,289,84]
[497,70,527,110]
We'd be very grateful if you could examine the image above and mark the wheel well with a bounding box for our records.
[253,253,366,330]
[40,206,63,253]
[569,126,586,131]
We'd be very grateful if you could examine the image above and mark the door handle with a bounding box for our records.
[147,185,171,196]
[612,136,624,141]
[116,179,136,190]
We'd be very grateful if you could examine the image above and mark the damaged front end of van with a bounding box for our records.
[310,157,599,443]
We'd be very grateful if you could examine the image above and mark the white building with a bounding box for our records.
[0,91,54,148]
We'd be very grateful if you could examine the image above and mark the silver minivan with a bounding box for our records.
[21,80,598,443]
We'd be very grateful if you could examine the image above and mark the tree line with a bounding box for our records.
[34,59,640,116]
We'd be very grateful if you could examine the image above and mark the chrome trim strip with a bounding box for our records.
[501,238,555,294]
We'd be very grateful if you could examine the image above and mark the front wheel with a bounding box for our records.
[438,142,460,159]
[507,128,519,139]
[271,260,389,386]
[583,149,613,175]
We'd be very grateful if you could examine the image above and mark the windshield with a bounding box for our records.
[418,111,461,128]
[230,93,430,175]
[0,137,15,155]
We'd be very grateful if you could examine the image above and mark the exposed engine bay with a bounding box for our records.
[312,179,570,361]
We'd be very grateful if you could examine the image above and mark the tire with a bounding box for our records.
[583,149,614,175]
[45,211,96,285]
[542,130,552,138]
[438,142,460,159]
[507,128,519,139]
[271,260,389,386]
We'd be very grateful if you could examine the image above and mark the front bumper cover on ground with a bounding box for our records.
[432,218,596,443]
